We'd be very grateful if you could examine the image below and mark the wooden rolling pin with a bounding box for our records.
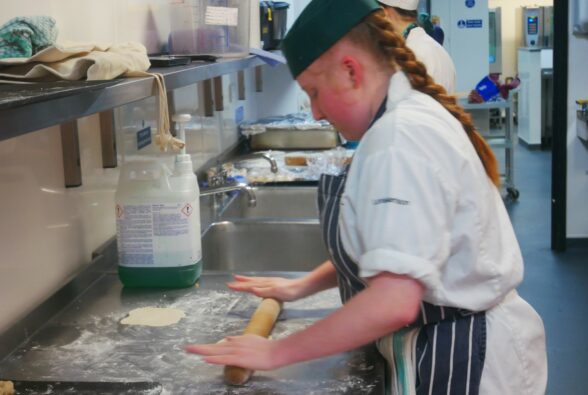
[0,380,14,395]
[224,298,283,386]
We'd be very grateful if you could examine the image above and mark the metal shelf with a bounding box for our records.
[0,56,266,141]
[483,135,513,149]
[458,95,519,200]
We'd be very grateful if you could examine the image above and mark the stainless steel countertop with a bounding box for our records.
[0,272,385,394]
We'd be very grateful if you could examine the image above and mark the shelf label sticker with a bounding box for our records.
[205,6,238,26]
[235,106,244,124]
[137,126,152,150]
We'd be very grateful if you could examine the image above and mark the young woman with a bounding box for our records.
[186,0,547,393]
[378,0,456,93]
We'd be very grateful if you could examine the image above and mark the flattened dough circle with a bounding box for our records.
[121,307,185,327]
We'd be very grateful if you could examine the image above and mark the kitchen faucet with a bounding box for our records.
[200,152,278,210]
[208,152,279,187]
[200,180,257,208]
[233,152,279,174]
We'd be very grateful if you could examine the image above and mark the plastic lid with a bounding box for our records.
[273,2,290,9]
[172,114,192,123]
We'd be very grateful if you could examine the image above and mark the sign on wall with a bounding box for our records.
[457,19,483,29]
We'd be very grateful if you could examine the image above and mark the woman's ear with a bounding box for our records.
[341,55,363,89]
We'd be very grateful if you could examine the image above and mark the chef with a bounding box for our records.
[187,0,547,393]
[378,0,456,93]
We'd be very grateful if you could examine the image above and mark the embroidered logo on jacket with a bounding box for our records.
[372,197,410,206]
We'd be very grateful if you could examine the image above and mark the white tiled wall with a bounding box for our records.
[0,119,118,334]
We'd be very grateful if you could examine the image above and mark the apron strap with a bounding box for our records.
[410,303,477,328]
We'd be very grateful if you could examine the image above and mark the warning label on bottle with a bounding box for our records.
[116,202,201,268]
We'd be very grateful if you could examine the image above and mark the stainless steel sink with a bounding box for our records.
[201,219,328,272]
[220,186,319,219]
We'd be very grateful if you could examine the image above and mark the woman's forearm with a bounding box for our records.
[296,260,339,298]
[275,272,423,367]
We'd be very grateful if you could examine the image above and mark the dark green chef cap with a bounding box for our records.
[281,0,382,78]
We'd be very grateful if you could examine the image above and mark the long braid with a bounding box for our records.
[349,10,500,187]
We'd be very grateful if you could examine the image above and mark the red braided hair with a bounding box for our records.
[347,9,500,187]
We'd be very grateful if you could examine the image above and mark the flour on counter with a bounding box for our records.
[0,281,382,394]
[121,307,185,327]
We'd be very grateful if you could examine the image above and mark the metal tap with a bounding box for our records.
[207,152,278,187]
[200,180,257,208]
[201,153,276,210]
[233,152,279,173]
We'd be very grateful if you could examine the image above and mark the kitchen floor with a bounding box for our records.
[500,142,588,395]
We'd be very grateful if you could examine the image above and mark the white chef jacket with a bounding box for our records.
[406,26,456,93]
[340,72,547,394]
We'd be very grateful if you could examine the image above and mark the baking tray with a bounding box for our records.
[250,129,339,150]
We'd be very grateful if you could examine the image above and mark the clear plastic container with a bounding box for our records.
[115,159,202,288]
[169,0,250,57]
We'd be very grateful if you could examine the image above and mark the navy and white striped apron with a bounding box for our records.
[317,101,486,395]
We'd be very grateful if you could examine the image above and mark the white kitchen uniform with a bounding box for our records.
[406,26,456,93]
[339,71,547,394]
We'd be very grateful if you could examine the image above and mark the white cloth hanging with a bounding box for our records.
[0,41,183,152]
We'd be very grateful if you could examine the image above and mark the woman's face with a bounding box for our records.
[296,53,373,141]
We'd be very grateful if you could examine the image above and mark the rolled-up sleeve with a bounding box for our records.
[340,147,457,292]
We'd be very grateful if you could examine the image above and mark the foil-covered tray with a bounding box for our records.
[250,129,339,150]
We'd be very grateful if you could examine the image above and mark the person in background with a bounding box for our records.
[378,0,456,93]
[186,0,548,393]
[431,15,445,45]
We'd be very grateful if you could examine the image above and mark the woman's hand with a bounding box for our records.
[188,271,423,371]
[186,335,285,371]
[227,260,339,302]
[227,274,305,302]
